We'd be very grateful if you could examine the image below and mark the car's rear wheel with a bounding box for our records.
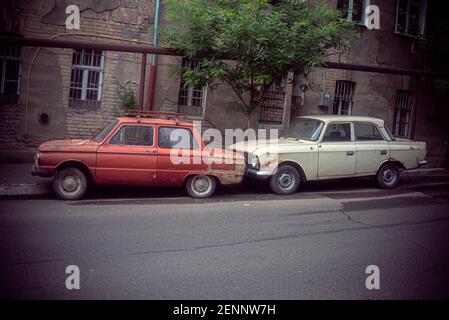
[269,164,300,195]
[376,163,400,189]
[53,167,88,200]
[185,175,216,198]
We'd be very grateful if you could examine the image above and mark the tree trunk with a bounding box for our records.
[245,113,251,130]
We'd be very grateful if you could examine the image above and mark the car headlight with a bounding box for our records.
[246,154,260,170]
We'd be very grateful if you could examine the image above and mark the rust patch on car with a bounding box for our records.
[208,162,245,185]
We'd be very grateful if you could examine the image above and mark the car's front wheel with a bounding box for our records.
[53,167,88,200]
[269,164,300,195]
[185,175,216,198]
[376,163,400,189]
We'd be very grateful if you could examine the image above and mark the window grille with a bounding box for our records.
[333,80,356,115]
[392,90,413,137]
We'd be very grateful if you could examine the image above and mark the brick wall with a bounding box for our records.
[1,0,154,150]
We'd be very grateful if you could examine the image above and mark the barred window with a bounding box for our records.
[395,0,426,37]
[333,80,356,115]
[69,49,105,106]
[392,90,413,137]
[259,75,287,126]
[177,58,206,117]
[0,45,21,95]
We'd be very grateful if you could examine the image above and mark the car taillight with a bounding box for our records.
[34,151,40,165]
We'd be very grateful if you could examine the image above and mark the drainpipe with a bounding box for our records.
[139,53,147,109]
[146,0,161,111]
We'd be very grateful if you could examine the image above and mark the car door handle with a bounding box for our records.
[146,150,158,155]
[381,150,387,155]
[347,151,355,156]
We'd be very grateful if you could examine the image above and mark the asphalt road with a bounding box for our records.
[1,176,449,299]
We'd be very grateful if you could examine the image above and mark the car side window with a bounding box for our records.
[322,123,351,142]
[354,123,384,141]
[109,125,154,146]
[158,126,199,149]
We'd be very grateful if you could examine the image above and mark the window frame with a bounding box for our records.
[353,122,386,142]
[395,0,427,37]
[177,58,207,118]
[157,126,199,150]
[69,49,105,102]
[338,0,371,26]
[320,122,354,143]
[107,124,155,147]
[392,90,413,138]
[0,45,21,96]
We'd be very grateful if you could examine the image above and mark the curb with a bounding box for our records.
[401,168,448,177]
[0,183,51,197]
[0,169,447,198]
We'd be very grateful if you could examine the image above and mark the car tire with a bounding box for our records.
[185,175,216,198]
[53,167,88,200]
[269,164,300,195]
[376,163,400,189]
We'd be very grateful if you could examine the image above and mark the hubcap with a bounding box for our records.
[60,175,81,195]
[192,176,212,195]
[278,173,294,189]
[383,169,395,183]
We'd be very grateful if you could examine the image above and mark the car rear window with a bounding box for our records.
[354,123,385,141]
[158,126,199,149]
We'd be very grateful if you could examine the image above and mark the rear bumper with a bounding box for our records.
[246,168,271,180]
[418,160,428,167]
[31,165,52,177]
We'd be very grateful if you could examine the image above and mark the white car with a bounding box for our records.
[231,115,427,195]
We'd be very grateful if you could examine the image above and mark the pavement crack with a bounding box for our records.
[340,210,374,227]
[127,216,449,257]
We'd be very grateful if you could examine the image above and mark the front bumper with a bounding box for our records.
[31,165,52,177]
[246,168,271,180]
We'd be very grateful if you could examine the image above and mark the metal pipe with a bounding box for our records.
[146,64,157,111]
[0,35,179,55]
[2,35,448,79]
[147,0,162,111]
[139,53,147,109]
[152,0,161,65]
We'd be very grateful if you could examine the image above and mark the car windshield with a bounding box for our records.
[94,119,119,142]
[285,118,324,141]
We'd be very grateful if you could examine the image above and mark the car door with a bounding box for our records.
[354,122,389,174]
[96,124,157,185]
[318,122,356,178]
[156,125,206,186]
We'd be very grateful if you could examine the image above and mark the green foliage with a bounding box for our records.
[163,0,357,120]
[118,87,137,113]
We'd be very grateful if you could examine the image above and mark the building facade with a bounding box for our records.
[1,0,447,166]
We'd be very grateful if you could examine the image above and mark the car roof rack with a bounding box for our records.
[125,110,187,122]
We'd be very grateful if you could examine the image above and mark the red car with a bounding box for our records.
[32,112,245,200]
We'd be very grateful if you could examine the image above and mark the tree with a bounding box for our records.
[163,0,357,127]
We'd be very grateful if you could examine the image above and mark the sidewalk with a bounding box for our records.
[0,163,448,197]
[0,163,52,196]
